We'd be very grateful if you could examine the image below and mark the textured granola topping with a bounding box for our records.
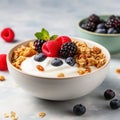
[73,40,106,75]
[11,42,37,69]
[11,39,106,76]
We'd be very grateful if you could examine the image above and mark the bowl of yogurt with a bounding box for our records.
[7,36,110,100]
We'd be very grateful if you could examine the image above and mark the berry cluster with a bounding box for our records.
[80,14,120,34]
[33,28,77,66]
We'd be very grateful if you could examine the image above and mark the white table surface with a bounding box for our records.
[0,0,120,120]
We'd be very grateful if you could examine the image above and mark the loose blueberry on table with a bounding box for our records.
[110,99,120,109]
[73,104,86,115]
[104,89,115,100]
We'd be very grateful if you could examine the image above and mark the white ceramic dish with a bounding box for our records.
[7,37,110,101]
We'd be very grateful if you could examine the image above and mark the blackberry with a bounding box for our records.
[81,21,97,32]
[34,39,46,53]
[105,17,120,28]
[59,42,77,58]
[88,14,100,23]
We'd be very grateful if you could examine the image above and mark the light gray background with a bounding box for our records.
[0,0,120,120]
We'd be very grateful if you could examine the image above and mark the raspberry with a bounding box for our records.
[0,54,8,71]
[56,36,71,45]
[42,40,61,57]
[1,28,15,42]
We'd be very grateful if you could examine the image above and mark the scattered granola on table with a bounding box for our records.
[3,111,18,120]
[116,69,120,74]
[0,75,5,81]
[38,112,46,118]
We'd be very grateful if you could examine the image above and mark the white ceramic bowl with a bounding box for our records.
[7,37,110,101]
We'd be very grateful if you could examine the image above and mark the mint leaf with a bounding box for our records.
[34,28,58,41]
[41,28,50,40]
[50,35,58,40]
[34,32,43,39]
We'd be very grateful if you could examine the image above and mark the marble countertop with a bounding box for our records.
[0,0,120,119]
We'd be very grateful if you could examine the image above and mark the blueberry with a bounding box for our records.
[51,58,63,66]
[110,99,120,109]
[34,53,47,62]
[97,23,106,29]
[95,28,106,33]
[73,104,86,115]
[104,89,115,100]
[65,57,76,66]
[107,28,118,34]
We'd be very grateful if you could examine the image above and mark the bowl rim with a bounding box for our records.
[7,37,111,80]
[78,14,120,36]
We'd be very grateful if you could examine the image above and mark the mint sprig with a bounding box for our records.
[34,28,58,40]
[50,35,58,40]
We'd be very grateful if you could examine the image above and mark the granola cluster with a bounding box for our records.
[11,42,37,69]
[73,40,106,75]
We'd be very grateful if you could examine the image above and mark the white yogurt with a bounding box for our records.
[20,56,80,77]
